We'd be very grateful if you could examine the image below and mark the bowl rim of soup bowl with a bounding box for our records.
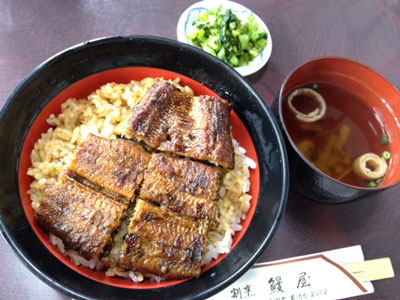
[277,56,400,192]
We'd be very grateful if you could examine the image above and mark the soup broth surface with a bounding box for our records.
[283,82,391,187]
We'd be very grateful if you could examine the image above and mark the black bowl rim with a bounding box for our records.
[0,35,289,299]
[277,55,400,192]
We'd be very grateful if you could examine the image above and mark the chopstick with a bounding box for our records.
[345,258,394,282]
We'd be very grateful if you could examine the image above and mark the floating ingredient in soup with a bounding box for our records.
[283,82,391,187]
[352,153,387,181]
[381,134,389,145]
[382,151,391,160]
[313,124,353,180]
[296,140,315,161]
[287,88,326,123]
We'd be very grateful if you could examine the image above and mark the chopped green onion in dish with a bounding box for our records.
[187,6,268,68]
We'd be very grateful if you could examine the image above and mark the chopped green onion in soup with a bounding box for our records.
[381,135,389,145]
[382,151,391,160]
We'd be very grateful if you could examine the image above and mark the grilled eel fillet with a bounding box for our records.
[34,176,127,260]
[122,81,235,169]
[119,199,209,279]
[68,134,151,204]
[140,153,220,219]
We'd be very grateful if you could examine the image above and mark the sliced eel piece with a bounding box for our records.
[123,81,235,169]
[119,199,209,279]
[140,153,220,219]
[34,176,127,260]
[68,134,151,204]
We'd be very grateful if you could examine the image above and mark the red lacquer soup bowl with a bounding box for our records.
[0,36,288,300]
[272,56,400,203]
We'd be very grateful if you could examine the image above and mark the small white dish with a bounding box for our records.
[177,0,272,76]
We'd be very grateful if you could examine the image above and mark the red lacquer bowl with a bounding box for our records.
[19,66,260,289]
[0,36,288,300]
[273,56,400,203]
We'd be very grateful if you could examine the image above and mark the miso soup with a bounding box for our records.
[283,82,391,187]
